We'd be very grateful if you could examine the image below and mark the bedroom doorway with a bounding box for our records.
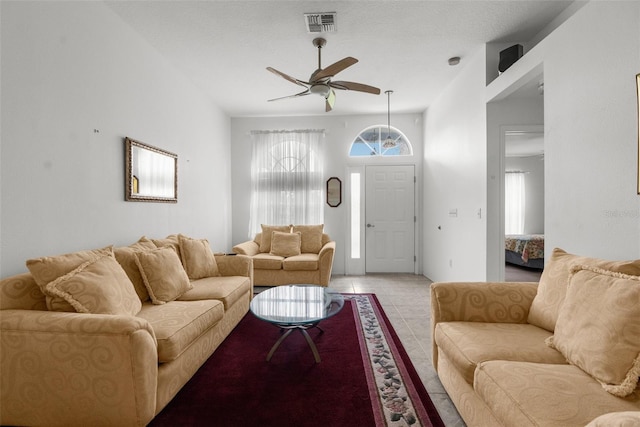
[503,127,544,282]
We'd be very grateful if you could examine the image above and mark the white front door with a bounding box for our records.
[365,165,415,273]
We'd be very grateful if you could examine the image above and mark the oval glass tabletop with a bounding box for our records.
[250,285,344,326]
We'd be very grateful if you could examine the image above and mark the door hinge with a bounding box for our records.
[413,176,416,183]
[414,255,416,262]
[414,215,416,223]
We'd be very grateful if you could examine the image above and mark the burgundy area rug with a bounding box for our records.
[150,294,445,427]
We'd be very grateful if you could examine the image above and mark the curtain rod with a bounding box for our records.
[250,129,326,135]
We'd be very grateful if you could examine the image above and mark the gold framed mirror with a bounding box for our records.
[125,137,177,203]
[326,177,342,207]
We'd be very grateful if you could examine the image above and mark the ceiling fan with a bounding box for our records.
[266,38,381,112]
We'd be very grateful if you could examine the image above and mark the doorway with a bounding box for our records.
[502,127,545,281]
[364,165,415,273]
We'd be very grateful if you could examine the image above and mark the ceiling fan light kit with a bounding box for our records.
[266,37,380,112]
[310,84,331,97]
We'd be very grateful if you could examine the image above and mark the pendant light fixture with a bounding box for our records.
[382,90,396,149]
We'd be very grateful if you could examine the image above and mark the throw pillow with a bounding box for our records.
[113,236,157,302]
[292,224,324,253]
[546,265,640,397]
[259,225,291,253]
[134,246,192,305]
[151,234,182,259]
[270,231,302,257]
[26,246,113,311]
[528,248,640,332]
[45,252,141,316]
[178,234,220,279]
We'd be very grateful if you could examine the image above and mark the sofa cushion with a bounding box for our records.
[547,265,640,397]
[178,234,220,279]
[113,236,157,302]
[45,252,141,316]
[292,224,324,253]
[259,225,291,253]
[270,231,301,257]
[528,248,640,332]
[283,253,319,271]
[137,300,224,363]
[135,247,192,305]
[178,276,251,310]
[26,246,113,312]
[434,322,567,385]
[474,361,640,427]
[253,253,284,270]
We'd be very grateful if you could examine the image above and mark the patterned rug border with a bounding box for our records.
[344,293,444,427]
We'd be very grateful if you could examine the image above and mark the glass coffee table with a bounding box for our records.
[250,285,344,363]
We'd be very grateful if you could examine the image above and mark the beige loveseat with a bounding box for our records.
[0,234,253,427]
[431,248,640,426]
[233,224,335,286]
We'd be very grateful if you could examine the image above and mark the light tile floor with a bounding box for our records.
[328,273,466,427]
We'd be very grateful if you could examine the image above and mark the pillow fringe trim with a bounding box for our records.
[601,355,640,397]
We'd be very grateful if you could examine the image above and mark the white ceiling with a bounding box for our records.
[106,0,573,118]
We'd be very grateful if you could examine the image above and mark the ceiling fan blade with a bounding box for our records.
[266,67,309,88]
[313,57,358,81]
[330,81,381,95]
[325,89,336,112]
[268,89,310,102]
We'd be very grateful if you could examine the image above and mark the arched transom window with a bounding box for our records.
[349,125,413,157]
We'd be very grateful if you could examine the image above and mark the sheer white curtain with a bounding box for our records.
[505,171,525,234]
[248,130,324,237]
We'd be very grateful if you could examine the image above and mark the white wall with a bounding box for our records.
[230,113,424,275]
[484,1,640,278]
[423,48,488,282]
[542,1,640,259]
[1,2,232,276]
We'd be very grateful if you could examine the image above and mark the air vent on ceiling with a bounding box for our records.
[304,12,337,33]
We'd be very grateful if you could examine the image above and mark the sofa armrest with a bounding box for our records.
[1,309,158,427]
[318,241,336,286]
[215,254,252,277]
[430,281,538,369]
[215,254,254,296]
[232,240,260,256]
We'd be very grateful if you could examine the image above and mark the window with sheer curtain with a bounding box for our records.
[505,171,525,234]
[248,130,324,237]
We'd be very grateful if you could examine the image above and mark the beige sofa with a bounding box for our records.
[233,224,335,286]
[0,235,253,427]
[431,248,640,426]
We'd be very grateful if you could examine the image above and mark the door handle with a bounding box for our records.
[366,223,375,228]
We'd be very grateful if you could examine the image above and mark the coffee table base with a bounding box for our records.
[267,324,324,363]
